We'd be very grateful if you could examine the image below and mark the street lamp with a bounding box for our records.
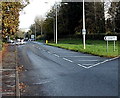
[55,2,58,44]
[82,0,86,49]
[55,2,68,44]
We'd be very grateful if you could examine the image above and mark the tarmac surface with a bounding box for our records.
[17,41,119,96]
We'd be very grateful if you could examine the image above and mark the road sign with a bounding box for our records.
[82,29,86,35]
[104,36,117,52]
[104,36,117,41]
[31,35,34,39]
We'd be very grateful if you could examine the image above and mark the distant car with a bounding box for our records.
[20,39,26,45]
[7,40,14,43]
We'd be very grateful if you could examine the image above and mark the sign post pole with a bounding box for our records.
[107,40,108,52]
[114,41,115,51]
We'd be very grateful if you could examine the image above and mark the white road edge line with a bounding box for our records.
[64,56,96,57]
[63,58,73,63]
[54,54,60,57]
[87,56,120,69]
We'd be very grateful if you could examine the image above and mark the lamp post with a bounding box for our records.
[55,2,58,44]
[55,2,68,44]
[53,18,55,42]
[35,23,36,41]
[82,0,86,49]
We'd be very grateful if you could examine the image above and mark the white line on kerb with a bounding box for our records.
[87,56,120,69]
[0,69,16,71]
[63,58,73,63]
[54,54,60,57]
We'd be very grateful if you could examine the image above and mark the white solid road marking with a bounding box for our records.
[63,58,73,63]
[64,56,96,58]
[78,60,99,61]
[83,64,93,65]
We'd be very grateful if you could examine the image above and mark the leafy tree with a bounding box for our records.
[1,0,29,40]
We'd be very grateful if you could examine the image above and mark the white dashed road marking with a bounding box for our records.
[78,64,88,69]
[34,44,119,69]
[54,54,60,57]
[63,58,73,63]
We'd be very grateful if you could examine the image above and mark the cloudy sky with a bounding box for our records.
[19,0,111,31]
[19,0,61,30]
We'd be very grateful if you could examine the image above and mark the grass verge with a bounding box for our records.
[46,38,120,58]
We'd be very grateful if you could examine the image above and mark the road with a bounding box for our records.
[17,41,119,96]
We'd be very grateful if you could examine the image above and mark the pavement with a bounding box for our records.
[1,45,18,96]
[17,41,119,96]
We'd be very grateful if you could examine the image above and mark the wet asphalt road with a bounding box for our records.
[17,41,119,96]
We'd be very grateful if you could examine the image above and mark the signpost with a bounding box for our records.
[104,36,117,52]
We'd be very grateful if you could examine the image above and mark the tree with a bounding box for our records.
[107,2,120,33]
[84,2,105,34]
[29,16,45,40]
[1,0,29,41]
[58,2,83,37]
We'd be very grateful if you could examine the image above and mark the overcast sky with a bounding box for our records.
[19,0,111,31]
[19,0,61,30]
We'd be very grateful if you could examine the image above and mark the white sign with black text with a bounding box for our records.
[104,36,117,41]
[104,36,117,52]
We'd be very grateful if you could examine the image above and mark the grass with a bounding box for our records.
[45,38,120,57]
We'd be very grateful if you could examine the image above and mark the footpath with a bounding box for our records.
[0,44,20,97]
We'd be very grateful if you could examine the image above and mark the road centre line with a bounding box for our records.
[78,64,88,69]
[63,58,73,63]
[54,54,60,57]
[87,56,120,69]
[47,51,51,54]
